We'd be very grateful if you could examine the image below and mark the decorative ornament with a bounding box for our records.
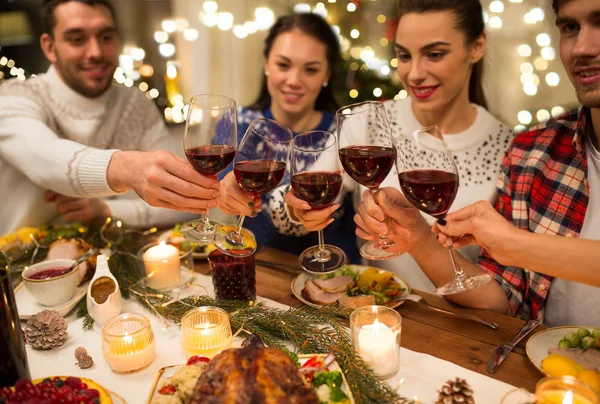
[24,310,68,350]
[74,346,94,369]
[436,378,475,404]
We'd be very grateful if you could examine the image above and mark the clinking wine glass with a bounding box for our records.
[394,125,491,295]
[336,101,400,260]
[291,130,346,274]
[214,118,293,256]
[180,94,237,245]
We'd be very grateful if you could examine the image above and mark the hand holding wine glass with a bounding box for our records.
[214,118,293,256]
[394,125,491,295]
[290,130,346,274]
[336,101,399,261]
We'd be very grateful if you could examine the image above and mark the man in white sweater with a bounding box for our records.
[0,0,217,235]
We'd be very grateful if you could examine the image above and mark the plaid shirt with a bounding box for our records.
[478,107,591,321]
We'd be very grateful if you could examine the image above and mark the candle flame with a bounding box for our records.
[159,240,167,247]
[117,220,122,228]
[372,318,381,336]
[562,390,573,404]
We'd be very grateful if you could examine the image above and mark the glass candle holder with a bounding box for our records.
[180,307,232,359]
[138,240,193,290]
[102,313,156,374]
[535,376,599,404]
[350,305,402,379]
[208,248,256,301]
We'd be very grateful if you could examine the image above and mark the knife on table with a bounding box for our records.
[487,319,540,373]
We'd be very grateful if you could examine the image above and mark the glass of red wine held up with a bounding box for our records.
[291,130,346,274]
[394,125,491,295]
[214,118,293,256]
[336,101,399,260]
[181,94,237,245]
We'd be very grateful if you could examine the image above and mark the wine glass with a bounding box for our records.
[336,101,400,260]
[291,130,346,274]
[180,94,237,245]
[214,118,293,256]
[394,125,491,295]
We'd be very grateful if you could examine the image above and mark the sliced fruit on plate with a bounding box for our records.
[2,376,112,403]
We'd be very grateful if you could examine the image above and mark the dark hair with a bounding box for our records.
[41,0,117,37]
[249,13,341,113]
[552,0,559,14]
[396,0,487,109]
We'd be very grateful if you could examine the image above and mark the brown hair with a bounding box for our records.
[396,0,487,109]
[552,0,559,13]
[41,0,117,37]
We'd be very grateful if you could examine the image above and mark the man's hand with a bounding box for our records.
[44,191,111,224]
[216,171,261,217]
[106,150,220,214]
[354,187,431,255]
[283,189,340,231]
[432,200,521,266]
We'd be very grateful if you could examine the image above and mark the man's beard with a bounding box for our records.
[54,54,113,98]
[576,84,600,109]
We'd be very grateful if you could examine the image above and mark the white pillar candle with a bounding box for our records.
[357,319,399,377]
[143,241,180,289]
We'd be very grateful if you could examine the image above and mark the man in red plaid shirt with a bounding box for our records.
[354,0,600,325]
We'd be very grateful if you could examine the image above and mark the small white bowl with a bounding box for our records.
[21,259,79,306]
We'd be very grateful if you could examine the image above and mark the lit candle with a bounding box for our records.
[142,241,180,289]
[102,314,156,374]
[535,376,599,404]
[538,390,595,404]
[180,307,232,359]
[357,318,399,376]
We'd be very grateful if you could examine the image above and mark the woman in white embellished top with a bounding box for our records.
[283,0,513,291]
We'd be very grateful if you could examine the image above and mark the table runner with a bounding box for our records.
[25,273,518,403]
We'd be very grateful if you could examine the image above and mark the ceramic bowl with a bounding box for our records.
[21,259,79,306]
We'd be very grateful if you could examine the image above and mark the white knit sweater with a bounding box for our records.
[0,66,192,235]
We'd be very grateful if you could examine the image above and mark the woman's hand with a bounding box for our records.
[354,187,431,255]
[216,171,262,216]
[284,189,340,231]
[432,200,521,266]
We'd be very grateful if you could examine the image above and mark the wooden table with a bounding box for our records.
[195,246,544,392]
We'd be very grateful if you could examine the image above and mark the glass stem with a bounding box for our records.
[448,245,467,281]
[371,187,396,250]
[199,213,213,231]
[314,230,331,262]
[235,215,246,234]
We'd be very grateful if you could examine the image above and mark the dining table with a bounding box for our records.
[197,246,546,393]
[22,243,548,403]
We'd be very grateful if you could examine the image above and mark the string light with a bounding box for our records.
[518,44,532,57]
[536,109,551,122]
[517,110,533,125]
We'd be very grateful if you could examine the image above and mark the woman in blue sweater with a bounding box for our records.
[217,13,359,262]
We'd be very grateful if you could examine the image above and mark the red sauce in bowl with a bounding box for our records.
[28,267,72,280]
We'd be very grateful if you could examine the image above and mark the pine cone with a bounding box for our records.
[436,378,475,404]
[74,347,94,369]
[24,310,68,350]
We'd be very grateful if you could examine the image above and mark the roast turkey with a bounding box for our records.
[187,334,318,404]
[46,239,97,286]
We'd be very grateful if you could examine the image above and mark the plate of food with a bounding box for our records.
[2,376,126,403]
[157,223,216,259]
[291,265,410,309]
[526,326,600,391]
[147,335,354,404]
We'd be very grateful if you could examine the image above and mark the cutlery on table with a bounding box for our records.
[393,294,500,330]
[487,318,540,373]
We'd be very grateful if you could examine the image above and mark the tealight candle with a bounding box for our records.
[181,307,232,359]
[102,313,155,374]
[142,241,180,289]
[535,377,598,404]
[350,305,401,378]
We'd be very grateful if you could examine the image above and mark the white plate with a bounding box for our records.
[14,281,88,320]
[291,265,411,308]
[157,230,211,260]
[146,354,354,404]
[525,326,598,374]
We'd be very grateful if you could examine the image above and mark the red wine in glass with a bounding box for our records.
[398,169,458,218]
[185,145,236,176]
[291,171,343,209]
[339,146,396,189]
[180,94,237,245]
[394,125,491,295]
[233,160,287,195]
